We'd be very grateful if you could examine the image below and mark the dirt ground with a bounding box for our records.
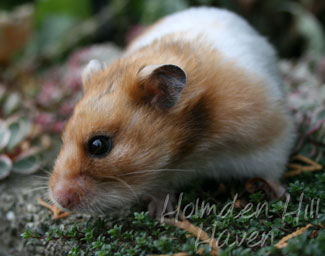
[0,174,43,255]
[0,170,92,255]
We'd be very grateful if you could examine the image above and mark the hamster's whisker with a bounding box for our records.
[32,175,49,180]
[26,186,48,192]
[30,181,48,188]
[38,167,52,175]
[24,177,49,194]
[119,168,195,177]
[33,182,49,188]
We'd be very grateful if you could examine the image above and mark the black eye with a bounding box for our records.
[87,136,112,158]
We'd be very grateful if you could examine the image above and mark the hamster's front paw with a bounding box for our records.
[246,177,288,200]
[148,191,175,220]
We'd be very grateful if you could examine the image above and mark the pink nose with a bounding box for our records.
[52,184,81,210]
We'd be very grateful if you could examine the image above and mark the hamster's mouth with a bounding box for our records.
[78,187,136,214]
[49,177,139,215]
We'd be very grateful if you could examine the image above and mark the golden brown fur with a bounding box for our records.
[49,34,289,210]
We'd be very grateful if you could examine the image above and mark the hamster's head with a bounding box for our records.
[48,59,190,213]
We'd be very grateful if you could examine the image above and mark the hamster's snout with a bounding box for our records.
[52,182,81,209]
[50,175,86,210]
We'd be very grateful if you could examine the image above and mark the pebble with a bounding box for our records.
[27,203,37,213]
[6,211,15,221]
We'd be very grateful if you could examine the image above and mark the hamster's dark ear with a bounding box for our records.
[82,59,105,91]
[137,64,186,110]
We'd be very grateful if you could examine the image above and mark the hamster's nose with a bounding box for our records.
[52,183,81,210]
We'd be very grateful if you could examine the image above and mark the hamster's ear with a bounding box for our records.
[137,64,186,110]
[82,59,105,90]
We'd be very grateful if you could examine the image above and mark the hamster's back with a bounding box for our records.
[127,7,283,99]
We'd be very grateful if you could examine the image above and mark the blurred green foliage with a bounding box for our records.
[0,0,34,11]
[1,0,324,63]
[35,0,91,25]
[30,0,91,63]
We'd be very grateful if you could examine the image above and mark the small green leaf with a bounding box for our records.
[12,151,41,175]
[3,93,21,116]
[0,154,12,180]
[0,121,10,150]
[6,118,31,151]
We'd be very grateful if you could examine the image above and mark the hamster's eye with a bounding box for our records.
[87,136,112,158]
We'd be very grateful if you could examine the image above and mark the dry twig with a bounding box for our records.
[152,213,219,256]
[286,154,322,177]
[38,197,71,220]
[275,224,312,249]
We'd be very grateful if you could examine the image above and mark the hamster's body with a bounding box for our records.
[49,7,295,217]
[126,7,293,181]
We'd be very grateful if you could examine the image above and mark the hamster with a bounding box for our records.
[48,7,296,218]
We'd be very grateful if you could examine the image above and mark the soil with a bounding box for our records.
[0,173,95,255]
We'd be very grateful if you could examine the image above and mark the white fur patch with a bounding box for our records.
[127,7,283,99]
